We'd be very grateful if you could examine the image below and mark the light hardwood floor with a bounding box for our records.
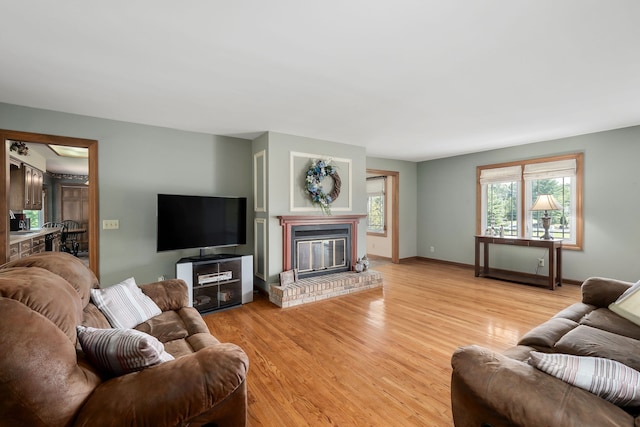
[203,259,582,426]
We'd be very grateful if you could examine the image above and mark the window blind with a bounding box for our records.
[523,159,576,180]
[479,165,521,185]
[366,176,386,193]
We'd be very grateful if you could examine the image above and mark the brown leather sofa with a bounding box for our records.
[0,252,249,427]
[451,277,640,427]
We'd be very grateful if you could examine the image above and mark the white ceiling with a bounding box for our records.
[25,143,88,175]
[2,1,640,162]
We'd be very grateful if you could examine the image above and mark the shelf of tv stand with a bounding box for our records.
[176,254,253,313]
[194,278,240,290]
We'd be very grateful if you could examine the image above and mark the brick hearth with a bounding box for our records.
[269,270,383,308]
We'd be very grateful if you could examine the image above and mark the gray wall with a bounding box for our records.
[365,156,418,260]
[5,101,638,286]
[1,103,253,285]
[417,125,640,282]
[259,131,368,289]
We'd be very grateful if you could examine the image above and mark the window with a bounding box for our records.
[367,176,386,235]
[23,210,43,229]
[477,153,583,249]
[23,191,45,229]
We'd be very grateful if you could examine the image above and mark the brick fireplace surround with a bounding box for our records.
[270,215,383,308]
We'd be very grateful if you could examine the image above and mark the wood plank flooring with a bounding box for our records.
[203,258,582,426]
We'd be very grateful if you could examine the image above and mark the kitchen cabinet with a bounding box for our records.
[10,162,43,210]
[9,228,61,260]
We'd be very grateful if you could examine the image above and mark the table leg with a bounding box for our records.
[483,242,489,276]
[474,238,480,277]
[548,244,555,290]
[556,246,562,287]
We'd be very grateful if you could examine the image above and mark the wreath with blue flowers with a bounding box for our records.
[305,159,341,214]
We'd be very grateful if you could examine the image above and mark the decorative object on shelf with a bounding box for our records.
[361,255,370,271]
[354,258,364,273]
[530,194,562,239]
[9,141,29,156]
[305,158,341,214]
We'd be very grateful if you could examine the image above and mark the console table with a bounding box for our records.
[474,235,562,290]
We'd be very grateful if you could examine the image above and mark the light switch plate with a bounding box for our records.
[103,219,119,229]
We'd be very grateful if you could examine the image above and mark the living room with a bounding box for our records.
[2,2,640,426]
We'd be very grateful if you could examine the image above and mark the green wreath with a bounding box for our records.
[305,159,341,214]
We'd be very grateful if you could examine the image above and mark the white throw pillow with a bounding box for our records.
[90,277,161,329]
[529,351,640,407]
[77,325,174,376]
[609,279,640,326]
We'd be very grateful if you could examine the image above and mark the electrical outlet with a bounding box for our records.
[538,258,545,267]
[430,246,435,253]
[102,219,119,230]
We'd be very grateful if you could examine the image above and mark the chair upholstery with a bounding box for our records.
[451,277,640,427]
[0,252,249,427]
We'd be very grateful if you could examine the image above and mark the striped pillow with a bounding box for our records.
[529,351,640,406]
[77,326,174,376]
[90,277,161,329]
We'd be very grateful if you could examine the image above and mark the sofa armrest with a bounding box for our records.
[451,345,634,427]
[74,343,249,427]
[140,279,189,311]
[581,277,633,307]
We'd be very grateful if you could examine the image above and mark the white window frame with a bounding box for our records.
[479,165,522,236]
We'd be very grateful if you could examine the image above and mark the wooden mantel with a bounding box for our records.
[278,214,367,272]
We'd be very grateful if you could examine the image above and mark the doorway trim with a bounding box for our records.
[366,168,399,264]
[1,129,99,277]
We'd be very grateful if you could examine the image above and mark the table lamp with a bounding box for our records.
[530,194,561,239]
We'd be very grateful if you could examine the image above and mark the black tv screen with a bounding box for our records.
[157,194,247,252]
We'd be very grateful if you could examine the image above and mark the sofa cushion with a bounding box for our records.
[609,280,640,327]
[77,326,174,376]
[581,277,632,307]
[518,317,579,350]
[135,310,190,343]
[90,277,162,329]
[81,302,112,329]
[552,302,596,322]
[0,251,99,306]
[581,308,640,341]
[529,351,640,407]
[0,298,100,427]
[0,267,83,343]
[555,325,640,372]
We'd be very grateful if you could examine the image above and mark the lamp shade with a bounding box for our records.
[530,194,561,211]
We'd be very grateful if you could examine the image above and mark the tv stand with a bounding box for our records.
[176,255,253,313]
[187,253,238,262]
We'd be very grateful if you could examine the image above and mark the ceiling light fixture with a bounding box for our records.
[48,144,88,158]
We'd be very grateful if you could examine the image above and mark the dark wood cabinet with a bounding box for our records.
[60,185,89,252]
[10,162,43,210]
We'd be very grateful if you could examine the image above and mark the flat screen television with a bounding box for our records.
[157,194,247,256]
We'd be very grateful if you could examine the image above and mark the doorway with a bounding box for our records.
[1,129,99,276]
[366,168,400,264]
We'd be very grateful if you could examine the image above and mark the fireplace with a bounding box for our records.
[291,223,351,278]
[278,215,367,279]
[273,215,379,308]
